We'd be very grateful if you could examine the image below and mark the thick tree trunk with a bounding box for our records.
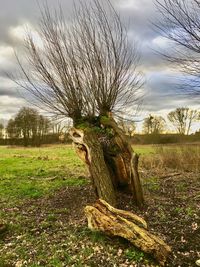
[85,199,171,266]
[100,116,144,206]
[69,128,116,206]
[69,115,144,207]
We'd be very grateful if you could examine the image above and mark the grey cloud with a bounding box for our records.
[0,87,19,98]
[0,95,26,119]
[0,0,197,120]
[142,71,199,113]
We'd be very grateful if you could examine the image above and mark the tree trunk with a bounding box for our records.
[85,199,171,266]
[69,128,116,206]
[100,116,144,206]
[69,115,144,207]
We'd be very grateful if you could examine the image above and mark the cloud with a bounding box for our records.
[0,0,198,123]
[142,70,200,114]
[0,95,26,120]
[116,0,140,10]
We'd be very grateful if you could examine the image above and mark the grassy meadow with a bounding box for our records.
[0,144,200,267]
[0,145,154,205]
[0,145,87,205]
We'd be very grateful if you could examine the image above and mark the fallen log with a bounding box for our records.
[84,199,171,266]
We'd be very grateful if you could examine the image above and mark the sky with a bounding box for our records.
[0,0,199,132]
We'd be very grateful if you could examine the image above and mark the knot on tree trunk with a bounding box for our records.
[85,199,171,266]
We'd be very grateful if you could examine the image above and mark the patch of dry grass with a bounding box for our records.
[140,144,200,173]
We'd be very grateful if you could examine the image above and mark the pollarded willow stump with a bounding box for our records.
[85,199,171,266]
[69,127,117,206]
[69,115,144,208]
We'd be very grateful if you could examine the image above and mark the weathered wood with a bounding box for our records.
[85,199,171,266]
[69,128,116,206]
[69,114,144,207]
[100,116,144,206]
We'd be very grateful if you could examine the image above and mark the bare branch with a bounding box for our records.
[11,0,143,124]
[155,0,200,96]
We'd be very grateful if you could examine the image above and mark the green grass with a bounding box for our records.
[0,144,155,204]
[0,145,88,204]
[134,145,155,155]
[1,143,197,205]
[0,144,160,266]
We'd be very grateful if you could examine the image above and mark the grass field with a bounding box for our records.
[0,145,87,204]
[0,144,199,267]
[0,145,154,204]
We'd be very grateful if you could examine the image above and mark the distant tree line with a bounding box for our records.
[119,107,199,137]
[0,107,71,146]
[0,106,199,146]
[142,108,199,135]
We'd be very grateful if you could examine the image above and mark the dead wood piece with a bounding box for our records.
[84,199,171,266]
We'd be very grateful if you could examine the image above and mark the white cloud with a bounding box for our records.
[0,77,16,88]
[152,36,170,48]
[116,0,139,10]
[9,22,44,48]
[0,45,13,66]
[0,95,24,106]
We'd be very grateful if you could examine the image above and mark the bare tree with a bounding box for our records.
[143,115,166,134]
[0,123,4,138]
[167,107,199,135]
[6,119,20,139]
[155,0,200,96]
[186,109,200,135]
[12,0,144,206]
[7,107,51,145]
[118,118,137,137]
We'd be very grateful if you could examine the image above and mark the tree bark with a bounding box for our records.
[69,115,144,207]
[100,116,144,206]
[85,199,171,266]
[69,128,116,206]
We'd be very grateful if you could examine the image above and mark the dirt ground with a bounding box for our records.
[45,169,200,266]
[1,169,200,267]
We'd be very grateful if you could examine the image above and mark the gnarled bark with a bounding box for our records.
[85,199,171,266]
[69,115,144,207]
[69,128,116,206]
[100,116,144,206]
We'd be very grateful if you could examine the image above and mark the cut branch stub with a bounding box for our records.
[85,199,171,266]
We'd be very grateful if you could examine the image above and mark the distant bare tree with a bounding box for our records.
[143,115,166,134]
[0,123,4,138]
[6,119,20,139]
[15,107,38,145]
[168,107,199,135]
[52,120,72,135]
[118,119,136,137]
[7,107,51,145]
[12,0,144,206]
[155,0,200,96]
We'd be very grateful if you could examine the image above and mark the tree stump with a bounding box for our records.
[84,199,171,266]
[69,115,144,208]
